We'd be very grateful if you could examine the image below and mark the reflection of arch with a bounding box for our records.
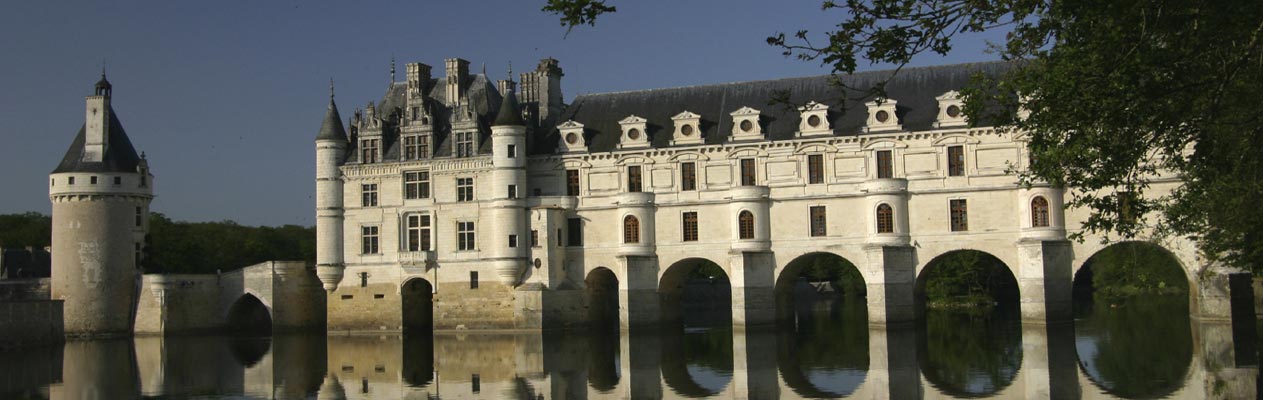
[587,329,621,391]
[914,250,1021,316]
[774,252,867,323]
[775,299,869,398]
[226,337,272,367]
[402,334,435,387]
[585,267,619,330]
[401,278,434,332]
[660,258,731,328]
[661,328,733,397]
[225,294,272,336]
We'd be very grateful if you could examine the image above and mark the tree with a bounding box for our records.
[543,0,1263,274]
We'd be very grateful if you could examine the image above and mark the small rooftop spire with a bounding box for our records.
[389,56,396,83]
[329,78,335,99]
[507,61,513,82]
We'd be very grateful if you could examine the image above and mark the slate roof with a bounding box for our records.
[52,108,143,174]
[553,61,1011,153]
[343,75,506,164]
[315,97,348,142]
[493,89,525,127]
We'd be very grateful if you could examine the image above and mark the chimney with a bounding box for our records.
[84,77,113,162]
[519,58,565,128]
[444,58,470,107]
[406,62,432,98]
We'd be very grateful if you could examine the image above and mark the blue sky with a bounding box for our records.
[0,1,1005,226]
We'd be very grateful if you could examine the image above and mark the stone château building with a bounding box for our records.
[315,57,1240,332]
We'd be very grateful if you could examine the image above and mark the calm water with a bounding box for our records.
[0,295,1254,399]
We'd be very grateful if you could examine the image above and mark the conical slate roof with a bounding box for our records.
[493,89,525,127]
[316,98,348,141]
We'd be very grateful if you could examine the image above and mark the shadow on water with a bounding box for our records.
[777,296,869,398]
[918,304,1023,398]
[1074,294,1193,398]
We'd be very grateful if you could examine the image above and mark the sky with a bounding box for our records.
[0,1,1006,226]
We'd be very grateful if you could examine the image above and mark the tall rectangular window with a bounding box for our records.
[404,135,417,160]
[113,176,122,185]
[680,162,696,191]
[361,139,380,163]
[406,215,431,251]
[682,212,698,242]
[530,230,540,247]
[627,166,642,192]
[361,226,379,254]
[567,218,583,246]
[404,171,430,199]
[810,206,827,237]
[507,184,517,199]
[507,144,517,158]
[947,145,965,176]
[807,154,824,184]
[361,184,378,207]
[566,169,580,196]
[134,243,141,269]
[740,159,756,186]
[135,206,143,227]
[457,221,476,250]
[457,178,474,202]
[876,150,893,179]
[456,131,475,158]
[950,199,969,232]
[508,234,518,248]
[470,272,479,290]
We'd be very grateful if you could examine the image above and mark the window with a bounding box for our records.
[876,204,894,234]
[403,135,429,160]
[807,154,825,184]
[682,212,698,242]
[457,221,476,251]
[950,199,969,232]
[140,175,147,187]
[507,144,517,158]
[470,272,479,290]
[113,176,121,185]
[507,184,517,199]
[876,150,893,179]
[406,215,431,251]
[740,159,756,186]
[455,131,475,158]
[530,230,539,247]
[361,139,380,163]
[1031,196,1050,227]
[567,218,583,246]
[134,243,141,269]
[508,234,518,248]
[557,228,564,247]
[810,206,827,237]
[69,177,75,185]
[456,178,474,202]
[566,169,580,196]
[361,226,379,254]
[135,207,143,227]
[947,145,965,176]
[681,162,696,191]
[627,166,642,192]
[623,215,640,244]
[361,184,378,207]
[90,176,97,184]
[738,210,755,239]
[410,107,419,121]
[471,373,481,392]
[404,171,430,199]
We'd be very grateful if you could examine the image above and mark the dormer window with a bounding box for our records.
[797,101,831,137]
[403,134,430,160]
[670,111,703,146]
[934,91,968,128]
[557,120,588,153]
[617,115,650,149]
[455,131,475,158]
[864,98,902,133]
[729,106,763,142]
[361,139,380,163]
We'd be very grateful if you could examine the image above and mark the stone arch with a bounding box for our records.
[225,293,272,336]
[660,328,733,397]
[585,267,619,330]
[773,252,867,323]
[659,257,731,327]
[401,278,434,332]
[914,249,1021,315]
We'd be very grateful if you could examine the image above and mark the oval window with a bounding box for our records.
[628,128,641,140]
[565,132,578,144]
[807,115,821,128]
[876,110,890,123]
[740,120,753,132]
[681,124,694,136]
[946,105,961,118]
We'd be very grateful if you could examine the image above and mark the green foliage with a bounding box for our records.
[798,254,866,296]
[686,260,728,281]
[1086,242,1189,301]
[1075,294,1191,398]
[921,250,1017,309]
[544,0,1263,274]
[0,212,52,249]
[919,310,1022,396]
[541,0,615,35]
[143,213,315,274]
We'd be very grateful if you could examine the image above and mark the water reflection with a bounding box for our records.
[0,302,1253,399]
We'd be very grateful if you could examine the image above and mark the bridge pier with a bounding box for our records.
[729,251,776,330]
[1017,240,1074,324]
[731,329,779,399]
[863,245,917,325]
[620,330,663,399]
[617,255,660,330]
[870,325,922,398]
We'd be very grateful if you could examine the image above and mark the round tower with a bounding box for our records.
[488,85,530,286]
[315,83,349,291]
[49,75,155,336]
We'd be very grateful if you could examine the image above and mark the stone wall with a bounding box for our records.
[134,274,222,335]
[134,261,326,335]
[0,300,64,349]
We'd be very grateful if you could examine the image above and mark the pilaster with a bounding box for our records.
[618,255,660,329]
[863,245,916,325]
[728,251,776,330]
[1016,239,1074,323]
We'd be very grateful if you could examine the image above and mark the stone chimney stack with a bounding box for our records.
[406,62,432,98]
[84,74,113,162]
[444,58,469,107]
[519,58,564,128]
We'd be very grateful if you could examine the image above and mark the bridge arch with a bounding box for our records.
[774,252,867,323]
[659,257,731,328]
[584,267,620,330]
[225,293,272,336]
[401,277,434,332]
[661,328,733,397]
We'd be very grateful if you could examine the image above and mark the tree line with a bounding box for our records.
[0,212,315,274]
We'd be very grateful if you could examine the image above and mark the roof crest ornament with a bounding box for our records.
[329,78,335,99]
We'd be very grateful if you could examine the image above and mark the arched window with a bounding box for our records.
[876,204,894,234]
[1031,196,1050,228]
[623,215,640,244]
[738,210,755,239]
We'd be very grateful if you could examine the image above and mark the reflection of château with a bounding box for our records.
[313,57,1251,332]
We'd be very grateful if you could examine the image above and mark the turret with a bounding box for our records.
[315,82,348,291]
[488,83,529,286]
[49,75,154,336]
